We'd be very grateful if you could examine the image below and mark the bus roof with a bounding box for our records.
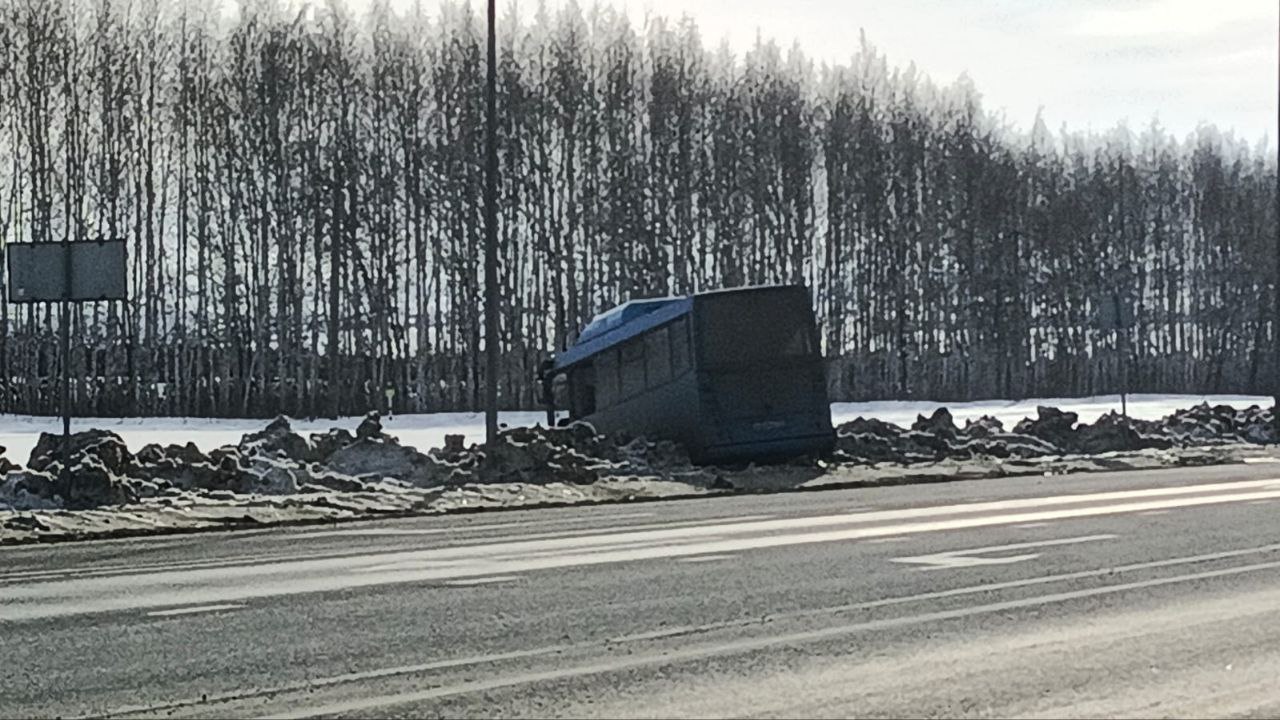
[551,296,692,373]
[548,284,806,374]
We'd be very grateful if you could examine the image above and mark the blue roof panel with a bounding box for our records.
[549,284,805,375]
[576,297,684,344]
[552,296,693,372]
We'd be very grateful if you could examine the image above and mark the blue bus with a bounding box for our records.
[540,284,834,464]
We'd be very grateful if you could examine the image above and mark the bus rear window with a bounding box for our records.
[696,291,817,369]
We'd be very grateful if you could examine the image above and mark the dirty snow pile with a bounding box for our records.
[833,403,1276,466]
[0,401,1277,543]
[0,412,711,515]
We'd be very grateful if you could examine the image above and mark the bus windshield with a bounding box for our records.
[696,290,818,370]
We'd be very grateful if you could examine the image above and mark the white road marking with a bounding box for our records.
[89,645,577,719]
[1014,522,1052,528]
[863,537,909,544]
[891,535,1116,570]
[145,603,244,617]
[265,559,1280,719]
[1138,510,1171,516]
[444,576,520,587]
[288,512,661,539]
[603,540,1280,646]
[678,554,735,563]
[0,514,776,584]
[10,479,1280,622]
[1243,457,1280,464]
[16,475,1280,585]
[86,540,1280,720]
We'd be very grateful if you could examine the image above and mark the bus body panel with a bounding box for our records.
[546,284,834,464]
[578,371,703,452]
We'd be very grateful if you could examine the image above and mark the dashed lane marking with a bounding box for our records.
[85,541,1280,720]
[146,604,244,617]
[265,558,1280,719]
[444,576,521,587]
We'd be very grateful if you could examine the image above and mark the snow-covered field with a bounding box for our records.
[0,393,1266,466]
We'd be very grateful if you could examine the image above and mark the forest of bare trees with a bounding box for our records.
[0,0,1275,418]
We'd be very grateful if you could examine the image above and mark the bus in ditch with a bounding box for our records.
[539,284,834,464]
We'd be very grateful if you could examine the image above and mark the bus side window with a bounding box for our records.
[569,365,596,416]
[620,340,645,399]
[670,318,690,376]
[596,349,619,408]
[645,328,671,387]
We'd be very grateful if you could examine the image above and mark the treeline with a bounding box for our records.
[0,0,1275,418]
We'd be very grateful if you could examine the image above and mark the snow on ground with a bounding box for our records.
[3,393,1277,545]
[0,410,547,466]
[829,394,1271,432]
[6,442,1278,545]
[0,393,1267,466]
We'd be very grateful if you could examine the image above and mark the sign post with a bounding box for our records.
[7,238,127,471]
[60,236,71,441]
[1098,291,1133,423]
[1114,292,1129,422]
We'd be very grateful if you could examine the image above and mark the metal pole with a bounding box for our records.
[483,0,500,444]
[60,300,69,439]
[1117,292,1129,424]
[61,240,72,472]
[1273,5,1280,433]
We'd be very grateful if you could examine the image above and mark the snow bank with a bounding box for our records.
[0,411,550,468]
[0,478,717,545]
[4,442,1276,546]
[830,394,1270,431]
[0,395,1263,464]
[1,394,1277,546]
[0,411,713,514]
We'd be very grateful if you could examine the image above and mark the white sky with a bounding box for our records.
[632,0,1279,143]
[351,0,1279,143]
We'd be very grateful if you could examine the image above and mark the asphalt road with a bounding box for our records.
[6,462,1280,718]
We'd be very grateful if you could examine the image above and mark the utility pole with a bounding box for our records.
[61,239,71,440]
[484,0,500,444]
[61,232,72,481]
[1274,6,1280,433]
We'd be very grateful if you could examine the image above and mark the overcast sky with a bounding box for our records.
[631,0,1278,143]
[359,0,1278,144]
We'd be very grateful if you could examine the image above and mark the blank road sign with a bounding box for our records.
[6,240,127,303]
[1096,292,1132,331]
